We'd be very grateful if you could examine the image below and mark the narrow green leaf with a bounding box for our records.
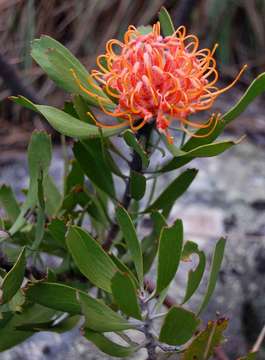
[116,206,143,284]
[181,318,229,360]
[31,35,112,107]
[146,169,198,213]
[73,140,115,198]
[198,238,226,315]
[0,247,26,304]
[10,96,125,139]
[66,226,117,292]
[183,72,265,152]
[156,219,183,294]
[79,291,134,332]
[130,171,146,200]
[26,282,81,314]
[111,271,142,320]
[182,241,206,304]
[0,185,20,222]
[161,139,242,172]
[159,7,175,36]
[84,329,138,357]
[123,130,149,168]
[159,306,200,345]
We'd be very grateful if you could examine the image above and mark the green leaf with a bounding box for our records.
[159,306,200,345]
[0,305,56,352]
[66,226,117,292]
[183,72,265,152]
[130,171,146,200]
[145,169,198,214]
[182,241,206,304]
[26,282,81,314]
[116,206,143,284]
[109,254,139,289]
[11,96,125,139]
[84,329,138,357]
[79,291,134,332]
[159,7,175,36]
[123,130,149,168]
[73,95,94,123]
[138,25,153,35]
[9,131,52,236]
[111,271,142,320]
[48,218,67,248]
[142,211,167,274]
[156,220,183,294]
[31,35,111,107]
[43,175,62,216]
[0,247,26,304]
[181,318,229,360]
[15,315,80,333]
[0,185,19,222]
[161,139,242,172]
[198,238,226,315]
[73,140,115,198]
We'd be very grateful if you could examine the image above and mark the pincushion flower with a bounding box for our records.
[72,22,246,143]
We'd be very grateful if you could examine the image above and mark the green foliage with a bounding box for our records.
[84,330,138,358]
[159,306,200,345]
[156,219,183,294]
[182,241,206,304]
[111,271,142,320]
[0,247,26,304]
[1,7,265,359]
[198,238,226,315]
[66,226,117,292]
[159,7,175,36]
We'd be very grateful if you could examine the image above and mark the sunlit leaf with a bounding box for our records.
[161,138,243,172]
[11,96,125,139]
[66,226,117,292]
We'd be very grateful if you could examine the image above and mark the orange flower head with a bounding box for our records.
[73,22,247,142]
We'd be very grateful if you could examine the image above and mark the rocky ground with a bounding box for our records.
[0,132,265,359]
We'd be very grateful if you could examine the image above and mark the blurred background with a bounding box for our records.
[0,0,265,359]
